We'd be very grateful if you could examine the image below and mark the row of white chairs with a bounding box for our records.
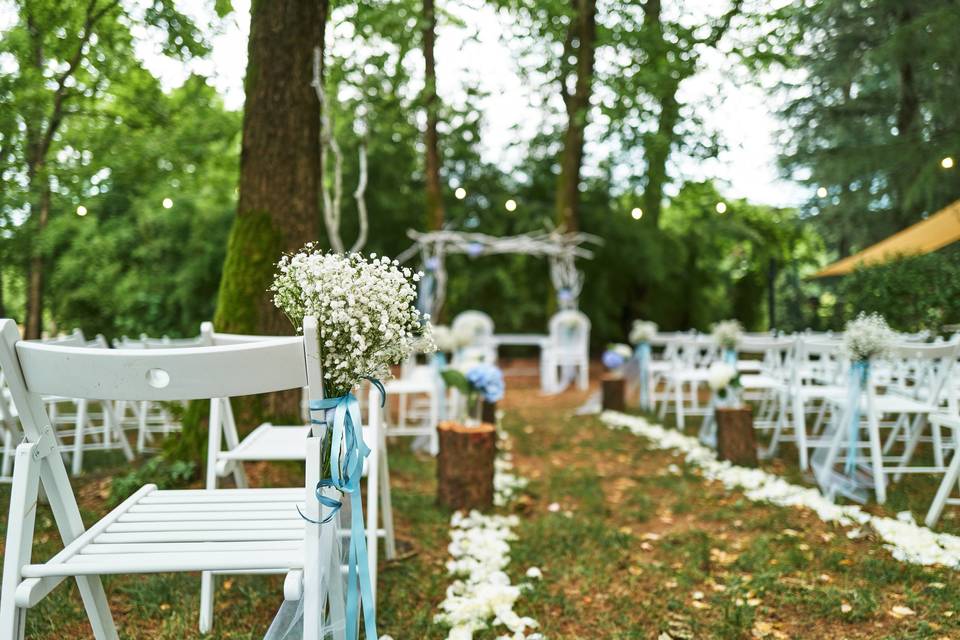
[639,330,960,528]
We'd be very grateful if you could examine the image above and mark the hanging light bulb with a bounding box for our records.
[455,187,467,200]
[816,187,828,198]
[631,207,643,220]
[162,197,173,209]
[76,205,88,217]
[942,156,955,169]
[715,202,727,214]
[505,199,517,212]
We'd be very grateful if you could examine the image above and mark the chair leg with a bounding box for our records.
[71,400,87,477]
[793,395,809,470]
[1,444,42,639]
[893,415,925,483]
[868,412,887,504]
[137,401,149,453]
[926,437,960,528]
[675,381,685,430]
[379,439,396,560]
[199,572,215,633]
[106,403,134,462]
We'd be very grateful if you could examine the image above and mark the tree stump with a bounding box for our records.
[716,406,758,467]
[481,400,497,425]
[437,421,496,511]
[602,375,625,412]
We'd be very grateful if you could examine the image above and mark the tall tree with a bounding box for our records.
[0,0,208,338]
[554,0,596,231]
[213,0,328,415]
[422,0,445,230]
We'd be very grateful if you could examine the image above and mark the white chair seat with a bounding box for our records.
[221,423,374,475]
[828,394,938,415]
[737,360,763,373]
[740,374,784,390]
[16,485,306,604]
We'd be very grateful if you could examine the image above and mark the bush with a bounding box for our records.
[837,250,960,333]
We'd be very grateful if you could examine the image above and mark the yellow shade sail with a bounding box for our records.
[813,199,960,278]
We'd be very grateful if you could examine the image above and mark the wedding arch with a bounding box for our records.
[396,227,601,319]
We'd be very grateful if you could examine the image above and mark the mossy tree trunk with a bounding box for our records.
[423,0,444,232]
[213,0,329,421]
[554,0,596,232]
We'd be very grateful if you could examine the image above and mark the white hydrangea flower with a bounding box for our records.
[707,362,737,391]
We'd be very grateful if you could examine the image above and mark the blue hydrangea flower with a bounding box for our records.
[602,350,625,370]
[466,364,505,403]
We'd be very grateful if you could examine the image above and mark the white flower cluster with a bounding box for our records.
[602,411,960,570]
[629,320,658,345]
[494,430,529,507]
[433,325,459,352]
[271,246,432,396]
[436,430,540,640]
[711,319,743,350]
[843,312,895,362]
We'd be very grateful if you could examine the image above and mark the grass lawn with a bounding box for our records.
[1,371,958,639]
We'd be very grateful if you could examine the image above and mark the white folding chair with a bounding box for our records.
[0,371,19,481]
[0,317,349,639]
[382,358,442,455]
[657,334,717,429]
[540,310,590,394]
[451,310,497,366]
[200,325,395,633]
[810,340,960,504]
[925,413,960,527]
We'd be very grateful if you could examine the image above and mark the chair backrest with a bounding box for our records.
[451,310,494,344]
[794,337,845,385]
[547,310,590,352]
[883,339,960,410]
[738,336,794,378]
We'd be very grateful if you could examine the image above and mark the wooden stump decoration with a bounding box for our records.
[715,406,758,467]
[481,400,497,425]
[437,421,496,511]
[601,375,625,412]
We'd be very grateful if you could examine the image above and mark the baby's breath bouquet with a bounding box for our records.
[711,319,743,351]
[272,245,433,397]
[843,312,894,362]
[629,320,658,345]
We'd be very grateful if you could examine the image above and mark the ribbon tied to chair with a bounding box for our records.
[303,379,385,640]
[844,360,869,476]
[635,342,652,410]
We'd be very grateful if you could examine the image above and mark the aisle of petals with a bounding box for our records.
[602,411,960,570]
[434,430,543,640]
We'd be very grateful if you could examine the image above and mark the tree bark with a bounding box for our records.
[423,0,444,231]
[555,0,597,232]
[601,375,625,412]
[436,421,496,511]
[213,0,328,419]
[24,180,50,339]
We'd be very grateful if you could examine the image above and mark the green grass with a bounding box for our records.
[1,386,959,638]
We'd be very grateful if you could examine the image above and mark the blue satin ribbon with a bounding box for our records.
[844,361,869,476]
[723,347,737,366]
[302,379,385,640]
[636,342,652,410]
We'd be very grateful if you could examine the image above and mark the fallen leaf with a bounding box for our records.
[889,605,916,618]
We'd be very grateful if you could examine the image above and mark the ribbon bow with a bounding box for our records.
[301,379,385,640]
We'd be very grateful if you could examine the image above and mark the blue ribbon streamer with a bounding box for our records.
[636,342,652,410]
[302,379,385,640]
[723,347,737,366]
[844,361,869,476]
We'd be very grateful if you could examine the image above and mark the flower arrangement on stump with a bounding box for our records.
[271,245,431,639]
[629,320,658,410]
[601,343,632,412]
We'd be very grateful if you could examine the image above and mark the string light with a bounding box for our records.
[715,202,727,214]
[505,199,517,212]
[942,156,955,169]
[455,187,466,200]
[162,197,173,209]
[76,205,88,217]
[816,187,828,198]
[631,207,643,220]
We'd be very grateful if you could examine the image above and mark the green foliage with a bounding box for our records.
[108,456,195,507]
[836,250,960,332]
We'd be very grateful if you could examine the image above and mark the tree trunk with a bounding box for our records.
[24,181,50,339]
[423,0,444,231]
[554,0,596,232]
[436,421,496,511]
[213,0,328,419]
[641,0,677,230]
